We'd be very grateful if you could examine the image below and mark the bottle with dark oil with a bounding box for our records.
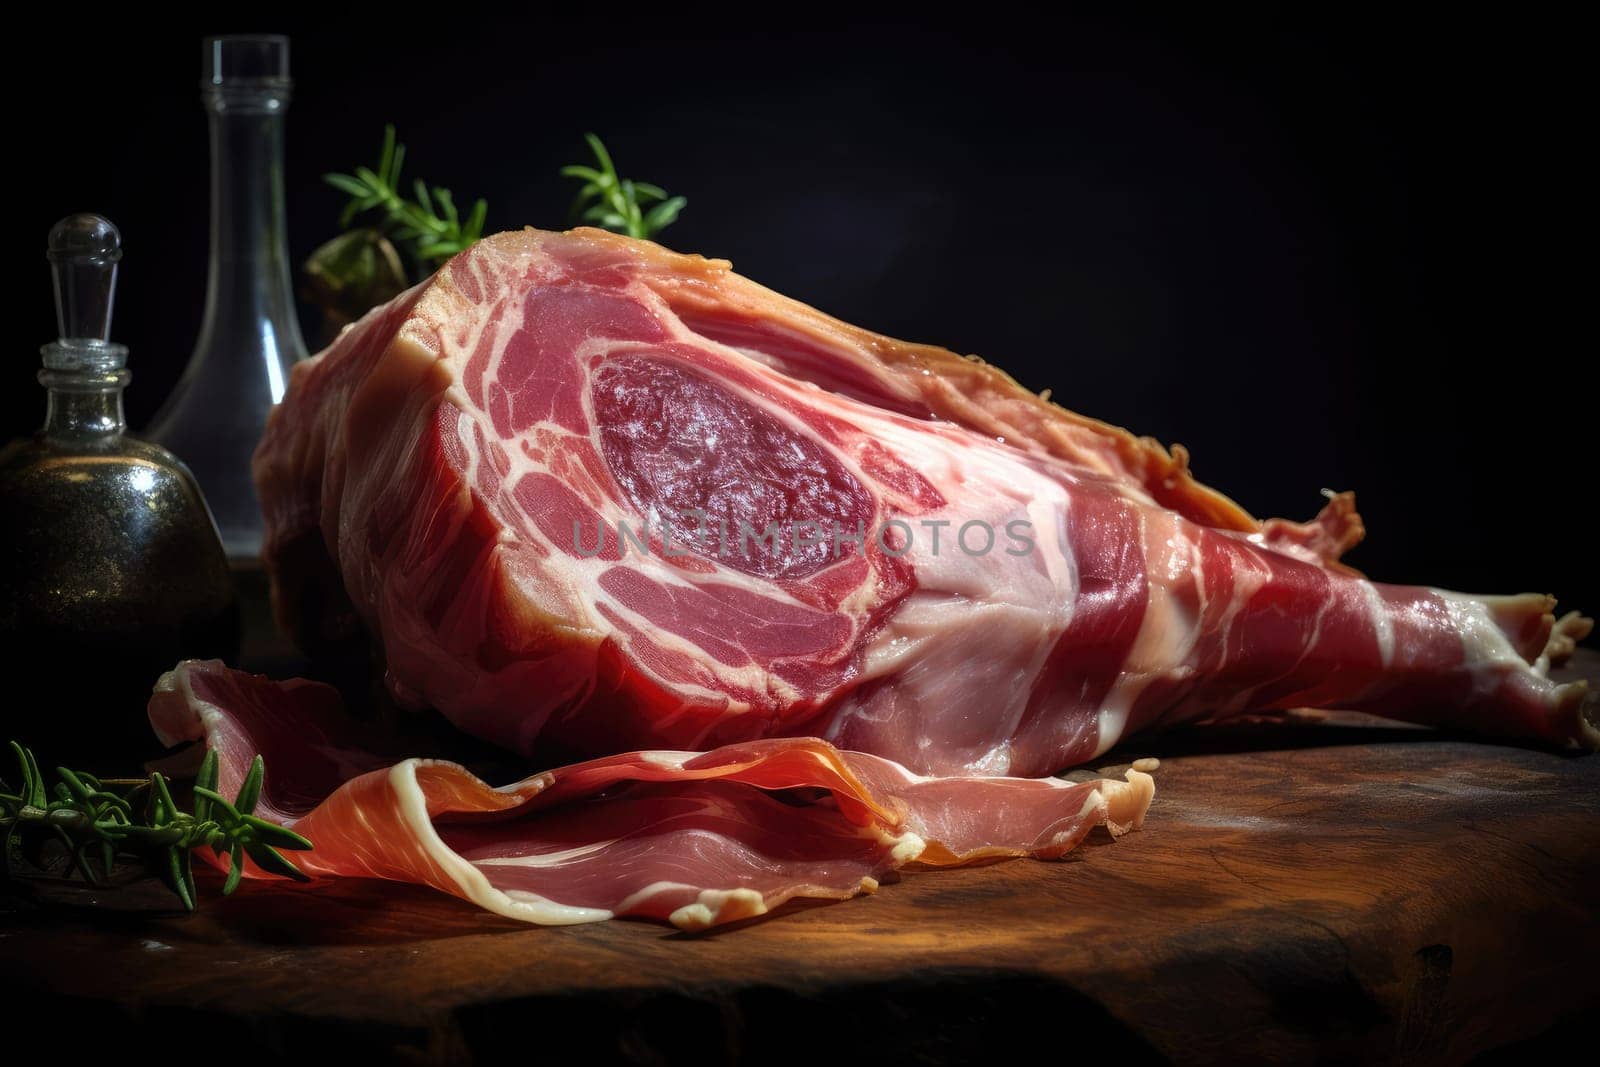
[0,215,238,772]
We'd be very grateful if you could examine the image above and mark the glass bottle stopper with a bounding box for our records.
[44,214,128,372]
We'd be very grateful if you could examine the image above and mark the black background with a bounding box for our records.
[9,13,1594,613]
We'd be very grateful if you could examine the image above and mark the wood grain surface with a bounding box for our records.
[2,630,1595,1064]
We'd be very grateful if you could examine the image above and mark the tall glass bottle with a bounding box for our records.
[146,35,308,561]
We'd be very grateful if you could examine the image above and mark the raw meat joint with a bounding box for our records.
[254,227,1596,770]
[177,226,1593,929]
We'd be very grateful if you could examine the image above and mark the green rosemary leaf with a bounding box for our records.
[435,187,459,228]
[23,745,46,808]
[192,787,241,822]
[236,756,265,816]
[559,165,605,182]
[391,200,427,231]
[240,815,313,851]
[196,749,220,792]
[324,173,371,198]
[185,849,199,904]
[605,186,630,219]
[643,197,687,235]
[87,789,132,819]
[582,133,615,176]
[248,843,312,882]
[632,181,668,203]
[150,772,179,825]
[161,846,192,911]
[194,751,218,824]
[222,846,245,896]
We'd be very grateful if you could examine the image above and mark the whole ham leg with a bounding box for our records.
[253,227,1595,779]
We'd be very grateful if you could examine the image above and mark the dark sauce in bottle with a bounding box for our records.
[0,215,238,772]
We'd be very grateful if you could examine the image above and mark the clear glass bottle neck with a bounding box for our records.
[40,366,128,441]
[198,87,302,365]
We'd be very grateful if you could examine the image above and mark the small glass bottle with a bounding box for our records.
[145,35,308,561]
[0,215,238,771]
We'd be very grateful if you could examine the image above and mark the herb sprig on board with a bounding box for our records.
[0,742,311,910]
[561,133,686,240]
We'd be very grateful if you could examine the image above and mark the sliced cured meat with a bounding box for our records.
[255,227,1597,777]
[148,661,1153,929]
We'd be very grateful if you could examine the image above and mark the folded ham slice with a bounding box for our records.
[254,227,1596,778]
[149,660,1153,929]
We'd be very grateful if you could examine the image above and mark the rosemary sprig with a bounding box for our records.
[0,741,311,910]
[561,133,686,240]
[324,125,488,268]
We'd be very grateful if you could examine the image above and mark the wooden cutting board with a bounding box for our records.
[2,611,1595,1064]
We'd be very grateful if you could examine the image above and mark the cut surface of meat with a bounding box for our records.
[255,227,1597,777]
[149,661,1153,929]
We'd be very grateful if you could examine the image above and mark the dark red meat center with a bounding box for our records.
[592,354,873,580]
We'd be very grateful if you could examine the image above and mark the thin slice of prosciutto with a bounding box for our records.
[254,227,1596,778]
[150,660,1153,929]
